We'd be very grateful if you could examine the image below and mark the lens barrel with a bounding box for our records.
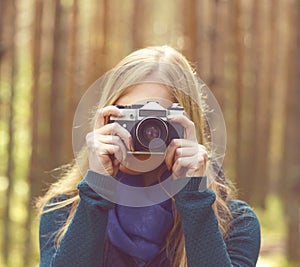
[135,117,168,149]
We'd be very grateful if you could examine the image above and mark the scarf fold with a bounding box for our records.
[106,171,174,266]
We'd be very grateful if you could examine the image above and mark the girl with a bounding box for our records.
[38,46,260,267]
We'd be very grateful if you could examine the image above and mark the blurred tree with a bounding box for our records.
[208,0,230,108]
[282,0,300,261]
[238,0,257,203]
[87,0,109,84]
[251,0,278,208]
[2,0,17,265]
[182,0,197,61]
[50,0,67,170]
[23,0,44,266]
[62,0,79,164]
[0,0,6,62]
[222,0,238,183]
[132,0,147,49]
[231,0,249,200]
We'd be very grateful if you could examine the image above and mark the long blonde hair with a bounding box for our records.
[37,46,235,267]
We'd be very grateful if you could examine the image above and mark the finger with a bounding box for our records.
[173,157,194,170]
[173,145,207,166]
[94,122,133,151]
[165,139,181,170]
[174,144,208,161]
[97,143,123,162]
[89,143,119,176]
[95,106,123,129]
[174,146,198,159]
[172,157,197,178]
[96,135,127,161]
[172,158,190,179]
[113,157,121,167]
[167,115,197,141]
[165,139,195,169]
[173,153,207,177]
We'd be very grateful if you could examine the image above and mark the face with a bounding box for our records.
[115,83,176,175]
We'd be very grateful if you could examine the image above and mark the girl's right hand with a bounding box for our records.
[85,106,133,177]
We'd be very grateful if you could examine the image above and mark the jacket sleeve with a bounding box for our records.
[39,170,115,267]
[174,177,261,267]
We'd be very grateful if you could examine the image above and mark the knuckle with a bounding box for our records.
[86,140,93,148]
[171,139,180,147]
[175,147,182,157]
[110,122,119,134]
[171,139,176,145]
[112,122,124,132]
[86,132,92,141]
[176,157,182,165]
[197,144,207,154]
[112,135,120,142]
[86,135,95,147]
[97,107,104,115]
[95,146,101,155]
[112,121,120,127]
[199,144,206,149]
[111,122,118,128]
[197,156,205,166]
[189,120,195,127]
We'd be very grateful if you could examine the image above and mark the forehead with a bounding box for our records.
[115,83,175,106]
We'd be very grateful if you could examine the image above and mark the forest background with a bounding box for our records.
[0,0,300,266]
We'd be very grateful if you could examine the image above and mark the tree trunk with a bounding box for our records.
[87,0,108,85]
[182,0,197,61]
[0,0,7,62]
[3,0,17,264]
[222,0,238,182]
[231,0,246,198]
[23,1,43,266]
[209,0,230,109]
[132,0,147,50]
[282,0,300,261]
[62,0,79,164]
[49,0,66,169]
[251,0,278,208]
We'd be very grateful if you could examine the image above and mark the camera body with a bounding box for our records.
[109,101,185,153]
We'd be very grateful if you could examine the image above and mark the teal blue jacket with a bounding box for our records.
[39,171,261,267]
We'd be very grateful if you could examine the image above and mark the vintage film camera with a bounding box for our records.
[109,101,185,154]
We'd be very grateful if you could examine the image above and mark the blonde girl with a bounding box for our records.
[38,46,260,267]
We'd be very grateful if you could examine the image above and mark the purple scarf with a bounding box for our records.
[106,171,174,267]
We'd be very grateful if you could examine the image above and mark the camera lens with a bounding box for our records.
[136,117,168,149]
[145,126,160,141]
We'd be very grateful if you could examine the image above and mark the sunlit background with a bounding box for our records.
[0,0,299,266]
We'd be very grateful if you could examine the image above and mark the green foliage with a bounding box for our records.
[256,194,300,267]
[256,194,286,239]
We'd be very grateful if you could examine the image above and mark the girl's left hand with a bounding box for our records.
[164,115,208,178]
